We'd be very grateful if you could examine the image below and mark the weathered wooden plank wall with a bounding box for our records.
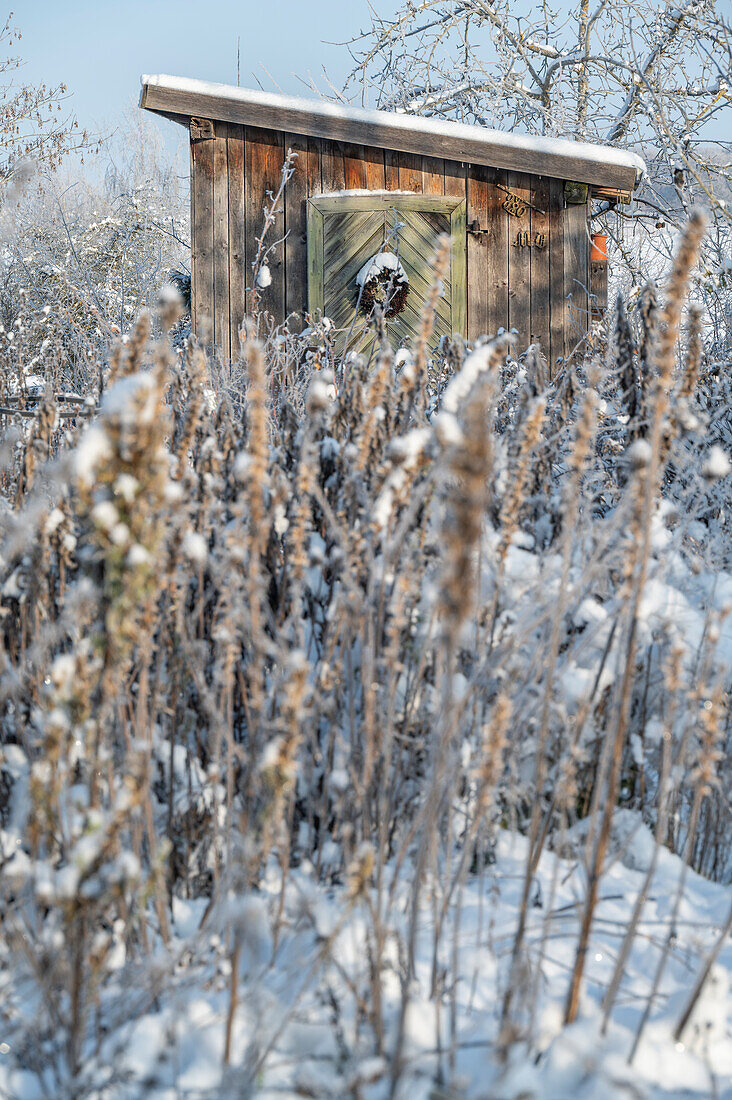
[191,123,590,375]
[508,171,532,353]
[212,122,230,363]
[530,177,550,354]
[563,201,591,361]
[363,145,386,190]
[190,129,214,342]
[422,154,443,196]
[227,124,246,358]
[486,170,509,344]
[467,164,489,339]
[282,132,307,336]
[250,126,286,325]
[548,179,565,372]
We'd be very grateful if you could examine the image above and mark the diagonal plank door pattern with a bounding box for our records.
[308,194,466,357]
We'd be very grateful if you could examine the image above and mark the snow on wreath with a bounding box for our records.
[356,252,409,318]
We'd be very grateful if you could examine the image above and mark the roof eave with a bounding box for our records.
[140,79,640,193]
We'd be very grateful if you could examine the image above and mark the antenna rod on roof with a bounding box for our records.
[237,37,240,87]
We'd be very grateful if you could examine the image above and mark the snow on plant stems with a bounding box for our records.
[0,217,730,1099]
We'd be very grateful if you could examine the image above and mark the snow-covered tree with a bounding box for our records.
[0,13,93,186]
[344,0,732,348]
[0,111,189,392]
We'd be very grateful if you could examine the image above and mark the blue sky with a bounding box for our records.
[14,0,729,160]
[14,0,368,145]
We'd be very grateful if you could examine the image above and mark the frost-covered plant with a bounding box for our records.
[0,216,729,1097]
[1,323,175,1092]
[0,111,188,397]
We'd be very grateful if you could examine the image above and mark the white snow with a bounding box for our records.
[441,336,514,413]
[114,473,139,504]
[158,282,182,307]
[627,438,652,469]
[182,531,208,564]
[142,75,647,185]
[109,522,130,547]
[225,894,272,970]
[91,500,118,532]
[307,377,334,412]
[312,188,417,198]
[432,410,465,448]
[74,425,112,485]
[356,251,408,287]
[373,427,431,528]
[101,372,158,427]
[43,508,65,536]
[126,544,151,567]
[4,829,723,1098]
[703,444,731,479]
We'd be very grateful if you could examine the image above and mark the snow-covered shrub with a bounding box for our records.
[0,112,189,398]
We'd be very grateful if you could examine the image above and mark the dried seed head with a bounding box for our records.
[626,439,652,470]
[307,377,332,414]
[679,303,704,399]
[346,842,375,900]
[657,210,708,390]
[157,283,184,330]
[433,411,464,450]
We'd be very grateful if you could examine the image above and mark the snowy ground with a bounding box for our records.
[5,824,727,1099]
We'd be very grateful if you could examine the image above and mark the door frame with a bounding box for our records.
[306,192,466,338]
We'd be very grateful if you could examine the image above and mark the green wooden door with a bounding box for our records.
[307,193,466,357]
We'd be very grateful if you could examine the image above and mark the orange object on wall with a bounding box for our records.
[591,233,608,263]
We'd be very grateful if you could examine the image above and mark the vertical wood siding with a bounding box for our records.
[397,150,423,193]
[227,124,246,358]
[548,179,565,375]
[384,149,399,190]
[363,144,386,190]
[466,163,490,340]
[320,139,346,193]
[248,126,286,324]
[190,130,214,343]
[283,131,309,335]
[507,170,532,353]
[530,177,550,356]
[422,155,444,196]
[563,200,591,361]
[191,123,590,373]
[212,122,230,363]
[484,169,509,342]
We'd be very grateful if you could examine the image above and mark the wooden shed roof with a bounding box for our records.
[140,74,645,193]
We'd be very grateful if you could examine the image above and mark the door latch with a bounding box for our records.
[467,219,489,237]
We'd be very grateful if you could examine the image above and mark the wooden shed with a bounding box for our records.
[140,75,644,369]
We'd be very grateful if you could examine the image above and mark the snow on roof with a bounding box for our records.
[140,74,645,191]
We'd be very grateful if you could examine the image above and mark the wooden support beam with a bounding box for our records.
[143,79,641,192]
